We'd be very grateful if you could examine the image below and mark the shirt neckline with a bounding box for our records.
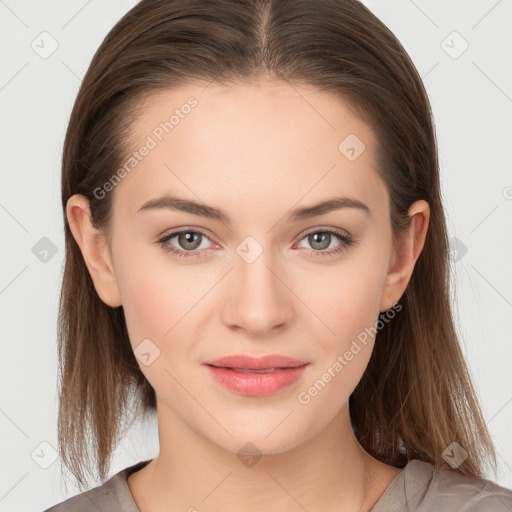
[116,458,427,512]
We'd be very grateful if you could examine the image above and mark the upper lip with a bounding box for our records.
[203,354,308,370]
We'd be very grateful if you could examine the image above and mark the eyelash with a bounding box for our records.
[156,228,355,259]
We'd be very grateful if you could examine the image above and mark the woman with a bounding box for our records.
[44,0,512,511]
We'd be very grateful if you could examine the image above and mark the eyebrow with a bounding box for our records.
[137,195,370,223]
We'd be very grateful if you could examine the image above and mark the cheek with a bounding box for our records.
[293,254,387,393]
[295,268,384,422]
[111,236,180,344]
[297,257,386,342]
[117,264,194,346]
[114,255,203,393]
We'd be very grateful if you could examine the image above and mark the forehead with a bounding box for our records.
[112,80,387,222]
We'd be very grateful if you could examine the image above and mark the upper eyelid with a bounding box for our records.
[300,226,350,237]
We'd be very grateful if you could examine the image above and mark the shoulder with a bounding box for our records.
[42,476,124,512]
[41,461,149,512]
[428,462,512,511]
[406,459,512,511]
[373,459,512,512]
[42,480,117,512]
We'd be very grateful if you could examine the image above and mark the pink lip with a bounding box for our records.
[202,354,309,396]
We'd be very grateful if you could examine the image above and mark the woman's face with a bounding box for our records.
[84,80,411,454]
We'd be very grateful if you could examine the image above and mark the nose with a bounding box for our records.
[222,245,292,337]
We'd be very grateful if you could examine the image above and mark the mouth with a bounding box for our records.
[203,354,308,370]
[202,354,309,396]
[218,367,281,373]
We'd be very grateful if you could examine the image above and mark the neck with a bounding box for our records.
[128,402,399,512]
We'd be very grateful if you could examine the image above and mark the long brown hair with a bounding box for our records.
[58,0,497,490]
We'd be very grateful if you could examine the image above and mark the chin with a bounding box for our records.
[202,418,315,459]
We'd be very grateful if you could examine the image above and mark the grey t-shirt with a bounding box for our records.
[43,458,512,511]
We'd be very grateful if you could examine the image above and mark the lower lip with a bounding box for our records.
[204,364,308,396]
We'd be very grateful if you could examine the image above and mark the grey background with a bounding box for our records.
[0,0,511,510]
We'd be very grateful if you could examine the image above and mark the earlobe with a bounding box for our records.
[66,194,122,307]
[379,200,430,312]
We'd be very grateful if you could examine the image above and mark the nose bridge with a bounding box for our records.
[224,236,291,334]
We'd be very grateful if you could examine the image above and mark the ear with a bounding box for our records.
[379,199,430,312]
[66,194,122,307]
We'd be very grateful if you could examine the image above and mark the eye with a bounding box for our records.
[295,229,355,257]
[157,229,215,258]
[156,227,356,259]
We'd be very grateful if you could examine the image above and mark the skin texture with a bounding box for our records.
[67,80,430,512]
